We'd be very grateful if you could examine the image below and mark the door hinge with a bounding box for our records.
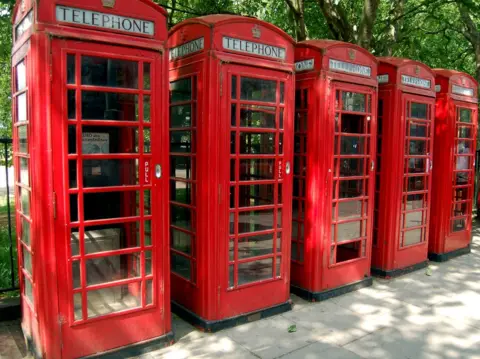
[53,192,57,219]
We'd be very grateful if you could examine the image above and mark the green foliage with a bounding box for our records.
[0,3,12,139]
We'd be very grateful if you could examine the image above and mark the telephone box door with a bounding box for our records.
[396,94,434,265]
[51,40,166,358]
[221,64,293,316]
[448,102,477,251]
[328,82,376,280]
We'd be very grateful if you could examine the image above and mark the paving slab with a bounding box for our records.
[279,343,365,359]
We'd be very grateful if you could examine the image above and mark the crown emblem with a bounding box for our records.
[415,66,420,75]
[252,25,261,39]
[348,49,356,60]
[102,0,115,8]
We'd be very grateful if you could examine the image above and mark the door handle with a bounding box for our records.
[285,161,291,175]
[370,160,375,172]
[155,164,162,179]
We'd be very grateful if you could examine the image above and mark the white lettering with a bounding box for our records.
[329,59,371,77]
[452,84,474,97]
[169,38,205,60]
[222,36,286,60]
[377,74,389,84]
[435,85,441,92]
[55,6,155,36]
[295,59,314,72]
[401,75,431,89]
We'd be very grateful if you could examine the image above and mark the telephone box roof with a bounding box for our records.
[297,39,377,64]
[378,57,434,75]
[433,68,478,85]
[169,14,295,43]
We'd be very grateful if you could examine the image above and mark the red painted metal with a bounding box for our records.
[372,58,436,276]
[168,15,295,326]
[11,1,171,358]
[429,69,478,258]
[292,40,378,298]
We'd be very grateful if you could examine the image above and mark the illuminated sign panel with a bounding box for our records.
[329,59,371,77]
[222,37,286,60]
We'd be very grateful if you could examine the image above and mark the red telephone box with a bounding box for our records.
[291,40,377,301]
[371,58,436,277]
[168,16,294,331]
[429,69,478,261]
[11,1,172,357]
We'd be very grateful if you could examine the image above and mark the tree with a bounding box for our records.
[285,0,308,41]
[456,0,480,84]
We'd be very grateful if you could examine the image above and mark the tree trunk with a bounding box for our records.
[285,0,308,41]
[357,0,380,49]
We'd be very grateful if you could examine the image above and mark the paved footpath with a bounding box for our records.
[2,229,480,359]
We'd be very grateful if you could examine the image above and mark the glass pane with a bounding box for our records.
[409,123,427,137]
[410,103,427,119]
[71,229,80,256]
[72,261,81,289]
[146,280,153,305]
[171,253,191,280]
[171,105,192,128]
[238,259,272,286]
[143,63,151,90]
[19,187,30,216]
[145,220,152,246]
[171,180,192,204]
[24,278,34,306]
[145,251,152,276]
[171,156,193,179]
[82,226,140,254]
[83,191,137,221]
[144,128,151,153]
[453,202,469,217]
[170,131,192,153]
[68,90,76,119]
[16,61,26,91]
[456,156,472,172]
[407,176,426,192]
[69,160,77,188]
[144,190,151,215]
[82,128,140,154]
[171,229,191,255]
[408,140,427,155]
[239,184,275,207]
[67,55,75,84]
[280,83,285,104]
[17,93,27,122]
[459,109,472,123]
[339,158,364,177]
[341,114,365,134]
[21,217,30,246]
[241,77,276,102]
[457,140,473,155]
[458,126,473,139]
[342,92,366,112]
[405,211,423,228]
[404,229,422,246]
[231,76,237,99]
[406,194,425,210]
[240,132,275,154]
[18,125,28,154]
[170,78,192,103]
[144,96,151,123]
[453,188,469,202]
[240,159,275,181]
[339,180,364,198]
[337,221,362,242]
[407,158,426,174]
[338,201,362,220]
[19,158,29,186]
[82,92,138,121]
[229,265,234,288]
[240,105,276,128]
[238,234,274,259]
[81,56,138,88]
[22,246,32,275]
[86,253,140,286]
[456,172,470,185]
[83,159,138,187]
[238,209,274,234]
[452,218,466,232]
[87,285,141,319]
[340,137,365,155]
[171,205,192,230]
[74,293,82,321]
